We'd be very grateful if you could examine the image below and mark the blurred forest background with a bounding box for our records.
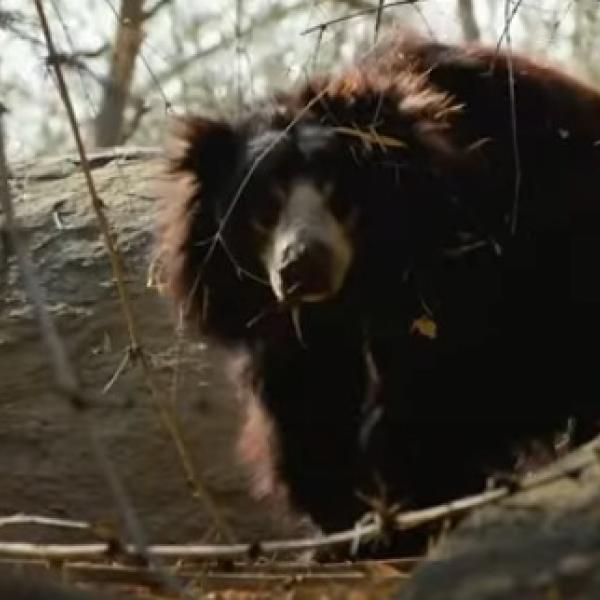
[1,0,599,162]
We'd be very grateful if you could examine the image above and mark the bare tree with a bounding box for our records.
[93,0,170,148]
[457,0,480,41]
[93,0,145,148]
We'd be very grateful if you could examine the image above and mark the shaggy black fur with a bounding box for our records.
[157,35,600,555]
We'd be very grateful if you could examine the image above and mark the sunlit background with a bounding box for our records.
[0,0,598,160]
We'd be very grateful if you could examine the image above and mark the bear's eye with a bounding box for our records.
[250,187,283,235]
[327,185,358,225]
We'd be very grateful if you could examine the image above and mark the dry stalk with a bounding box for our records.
[33,0,235,545]
[334,125,408,150]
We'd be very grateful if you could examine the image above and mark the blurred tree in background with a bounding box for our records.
[0,0,598,159]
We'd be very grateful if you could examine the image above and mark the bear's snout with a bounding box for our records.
[262,179,354,304]
[278,238,332,300]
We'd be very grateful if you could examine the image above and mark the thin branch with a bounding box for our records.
[0,515,90,531]
[310,23,325,73]
[118,97,151,145]
[501,0,523,235]
[143,0,172,22]
[33,0,236,546]
[301,0,420,35]
[47,43,110,68]
[495,0,525,52]
[235,0,244,111]
[36,1,140,350]
[0,559,410,594]
[0,445,594,562]
[50,0,105,117]
[374,0,386,42]
[0,9,42,46]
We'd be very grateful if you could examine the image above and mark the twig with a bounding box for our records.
[35,0,139,351]
[0,9,42,47]
[235,0,244,111]
[301,1,419,35]
[500,0,523,235]
[33,0,236,545]
[101,347,131,395]
[0,444,594,562]
[0,515,90,531]
[45,44,110,68]
[334,125,408,149]
[310,24,324,73]
[495,0,525,53]
[374,0,386,42]
[0,559,410,594]
[118,97,151,145]
[143,0,172,22]
[0,530,381,561]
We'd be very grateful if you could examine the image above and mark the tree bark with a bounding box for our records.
[457,0,480,42]
[93,0,145,148]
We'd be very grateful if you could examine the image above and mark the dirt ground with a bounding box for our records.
[0,150,310,547]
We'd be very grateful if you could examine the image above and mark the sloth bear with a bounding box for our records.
[157,35,600,553]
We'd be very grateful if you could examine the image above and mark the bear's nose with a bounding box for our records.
[279,240,331,299]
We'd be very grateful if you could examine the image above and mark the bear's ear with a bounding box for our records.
[166,115,241,195]
[156,115,242,322]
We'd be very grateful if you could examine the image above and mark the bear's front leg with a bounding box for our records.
[254,334,370,534]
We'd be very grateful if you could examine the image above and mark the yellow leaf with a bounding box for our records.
[410,315,438,340]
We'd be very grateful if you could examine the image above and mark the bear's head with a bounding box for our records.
[158,112,382,342]
[158,72,469,342]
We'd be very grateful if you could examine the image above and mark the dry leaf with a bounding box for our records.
[410,315,438,340]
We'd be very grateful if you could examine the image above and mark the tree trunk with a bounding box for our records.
[457,0,480,42]
[93,0,145,148]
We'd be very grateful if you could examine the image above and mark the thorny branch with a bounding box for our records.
[33,0,236,545]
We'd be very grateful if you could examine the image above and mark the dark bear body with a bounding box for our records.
[157,35,600,554]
